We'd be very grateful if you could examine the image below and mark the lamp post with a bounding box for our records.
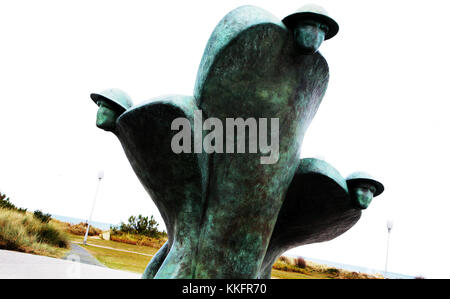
[83,170,104,245]
[384,220,394,276]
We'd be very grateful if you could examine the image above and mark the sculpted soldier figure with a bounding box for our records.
[91,88,133,133]
[92,4,385,279]
[347,172,384,210]
[282,4,339,54]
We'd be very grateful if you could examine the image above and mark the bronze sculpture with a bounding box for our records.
[282,4,339,54]
[91,4,384,279]
[91,88,133,133]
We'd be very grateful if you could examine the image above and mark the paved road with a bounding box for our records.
[72,241,154,257]
[65,243,105,267]
[0,249,140,279]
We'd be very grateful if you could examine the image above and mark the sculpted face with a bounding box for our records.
[351,183,377,210]
[293,20,328,54]
[96,100,121,132]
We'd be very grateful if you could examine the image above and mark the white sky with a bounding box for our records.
[1,0,449,278]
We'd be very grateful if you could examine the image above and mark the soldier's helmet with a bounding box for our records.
[282,4,339,40]
[346,172,385,197]
[90,88,133,112]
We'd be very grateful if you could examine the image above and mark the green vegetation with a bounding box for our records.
[68,234,158,256]
[73,230,381,279]
[69,234,159,273]
[272,256,383,279]
[293,256,307,268]
[271,269,323,279]
[0,192,69,258]
[112,214,167,238]
[109,233,166,249]
[107,214,168,249]
[0,207,69,258]
[0,192,27,213]
[64,213,167,273]
[80,244,153,273]
[0,192,381,279]
[33,210,52,223]
[52,219,102,236]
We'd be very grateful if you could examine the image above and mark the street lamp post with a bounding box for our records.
[83,170,104,245]
[384,220,394,276]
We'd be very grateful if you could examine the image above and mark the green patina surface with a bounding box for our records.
[191,6,329,278]
[92,5,384,279]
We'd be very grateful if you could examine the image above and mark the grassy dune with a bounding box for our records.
[0,208,70,258]
[110,233,166,249]
[68,234,159,255]
[75,234,381,279]
[0,206,381,279]
[52,219,103,236]
[272,257,383,279]
[68,234,159,273]
[81,244,153,273]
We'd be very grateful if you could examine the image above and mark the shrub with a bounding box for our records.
[0,207,69,257]
[118,214,163,238]
[326,268,340,275]
[113,214,167,239]
[279,256,290,264]
[33,210,52,223]
[293,257,307,269]
[0,192,27,213]
[63,222,102,236]
[272,259,308,274]
[0,192,19,210]
[272,257,382,279]
[36,225,68,248]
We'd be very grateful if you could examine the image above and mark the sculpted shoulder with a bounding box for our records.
[117,94,197,129]
[193,5,288,100]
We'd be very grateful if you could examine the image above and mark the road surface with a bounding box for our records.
[64,243,106,267]
[0,249,140,279]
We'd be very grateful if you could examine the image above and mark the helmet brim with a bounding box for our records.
[282,12,339,40]
[90,93,127,112]
[346,178,384,197]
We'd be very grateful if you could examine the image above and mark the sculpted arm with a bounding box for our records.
[258,158,384,278]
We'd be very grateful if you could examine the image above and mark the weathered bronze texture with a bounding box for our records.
[92,5,384,279]
[282,4,339,54]
[346,172,384,210]
[258,158,363,278]
[91,89,133,133]
[282,4,339,40]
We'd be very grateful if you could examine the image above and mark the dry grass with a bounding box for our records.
[273,256,383,279]
[52,219,102,236]
[293,256,306,269]
[67,234,159,273]
[0,208,69,258]
[79,244,154,273]
[279,255,290,263]
[109,232,167,249]
[68,234,158,256]
[65,232,381,279]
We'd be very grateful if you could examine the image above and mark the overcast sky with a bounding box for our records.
[1,0,449,278]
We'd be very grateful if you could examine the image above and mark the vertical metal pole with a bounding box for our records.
[83,177,102,245]
[384,227,391,276]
